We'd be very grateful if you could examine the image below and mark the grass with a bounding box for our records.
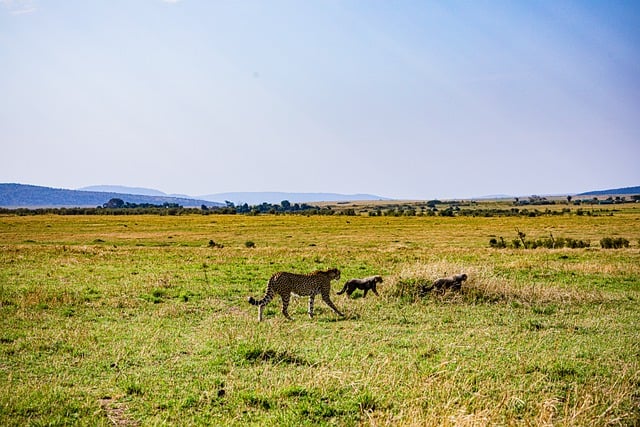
[0,207,639,425]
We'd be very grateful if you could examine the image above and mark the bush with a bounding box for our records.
[208,240,224,248]
[489,238,505,248]
[565,238,590,249]
[490,232,590,249]
[600,237,629,249]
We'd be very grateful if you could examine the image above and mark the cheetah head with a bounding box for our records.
[327,268,341,280]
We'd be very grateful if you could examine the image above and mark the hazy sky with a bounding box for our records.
[1,1,639,199]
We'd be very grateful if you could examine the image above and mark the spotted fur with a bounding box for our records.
[248,268,344,321]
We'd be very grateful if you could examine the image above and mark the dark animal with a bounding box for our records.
[248,268,344,321]
[421,273,468,295]
[337,275,383,298]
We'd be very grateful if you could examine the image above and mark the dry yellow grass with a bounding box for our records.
[0,207,639,425]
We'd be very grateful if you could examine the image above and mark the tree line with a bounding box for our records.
[0,198,335,216]
[2,195,638,217]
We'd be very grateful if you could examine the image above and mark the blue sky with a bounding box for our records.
[1,0,638,199]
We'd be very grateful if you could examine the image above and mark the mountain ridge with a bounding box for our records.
[0,183,221,208]
[77,186,389,204]
[0,184,388,208]
[576,186,640,196]
[78,185,168,197]
[1,183,638,208]
[200,191,389,205]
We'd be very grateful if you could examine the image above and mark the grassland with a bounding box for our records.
[1,205,639,426]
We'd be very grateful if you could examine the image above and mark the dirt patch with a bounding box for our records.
[99,397,139,426]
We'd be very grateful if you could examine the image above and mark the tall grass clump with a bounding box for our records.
[385,262,614,306]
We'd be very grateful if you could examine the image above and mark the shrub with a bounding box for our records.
[600,237,629,249]
[489,231,591,249]
[488,237,507,248]
[565,238,590,248]
[208,240,224,248]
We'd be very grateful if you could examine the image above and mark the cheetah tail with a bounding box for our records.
[247,289,273,306]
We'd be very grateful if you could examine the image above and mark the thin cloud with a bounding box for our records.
[0,0,36,15]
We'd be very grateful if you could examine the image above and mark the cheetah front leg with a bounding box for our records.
[308,294,315,319]
[321,292,344,318]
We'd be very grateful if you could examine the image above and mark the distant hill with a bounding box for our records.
[78,185,168,197]
[5,183,634,208]
[577,186,640,196]
[77,186,389,204]
[0,184,386,208]
[199,192,389,205]
[78,185,194,199]
[474,194,514,200]
[0,184,222,208]
[475,186,640,200]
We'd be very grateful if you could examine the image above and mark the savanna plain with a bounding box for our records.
[1,203,639,426]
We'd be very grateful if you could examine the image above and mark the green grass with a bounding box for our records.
[0,208,639,425]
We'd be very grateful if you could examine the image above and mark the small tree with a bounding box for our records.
[516,228,527,247]
[104,198,125,208]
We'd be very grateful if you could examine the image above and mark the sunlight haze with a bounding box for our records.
[1,0,638,200]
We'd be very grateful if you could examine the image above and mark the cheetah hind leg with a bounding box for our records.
[281,293,293,320]
[308,294,315,319]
